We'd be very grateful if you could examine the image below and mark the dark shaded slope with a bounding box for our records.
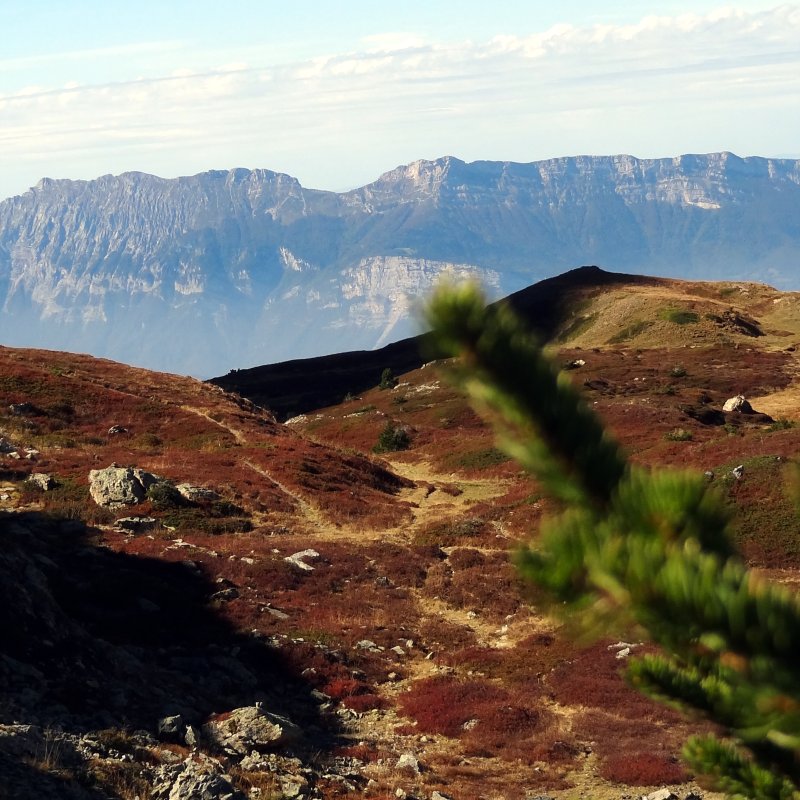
[210,266,653,418]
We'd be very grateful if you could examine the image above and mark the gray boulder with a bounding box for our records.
[397,752,421,773]
[642,791,679,800]
[284,549,321,572]
[26,472,55,490]
[723,395,754,413]
[88,465,161,507]
[203,705,301,755]
[152,755,244,800]
[176,483,221,503]
[158,715,184,738]
[115,516,160,533]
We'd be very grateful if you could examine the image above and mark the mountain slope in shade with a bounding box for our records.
[1,152,799,376]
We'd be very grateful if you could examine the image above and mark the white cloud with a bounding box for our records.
[1,5,799,198]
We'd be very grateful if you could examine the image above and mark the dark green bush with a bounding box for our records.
[373,422,411,453]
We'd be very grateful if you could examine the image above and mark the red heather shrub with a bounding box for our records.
[548,642,683,722]
[323,677,370,700]
[398,676,509,738]
[341,694,386,712]
[600,752,690,786]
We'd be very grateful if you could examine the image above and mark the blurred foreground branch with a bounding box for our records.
[425,283,800,800]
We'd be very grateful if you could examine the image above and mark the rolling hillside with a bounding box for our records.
[3,268,800,798]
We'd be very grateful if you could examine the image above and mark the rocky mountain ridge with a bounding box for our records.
[1,152,799,375]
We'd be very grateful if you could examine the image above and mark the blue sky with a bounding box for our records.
[1,1,798,199]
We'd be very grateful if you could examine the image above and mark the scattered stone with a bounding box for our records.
[732,464,745,480]
[89,465,162,507]
[279,774,309,798]
[107,425,129,435]
[284,549,321,572]
[210,587,240,603]
[26,472,55,491]
[0,437,17,454]
[431,792,454,800]
[23,447,39,460]
[391,646,406,657]
[704,470,714,481]
[185,725,199,748]
[397,752,421,773]
[263,605,289,620]
[158,715,184,738]
[723,395,754,413]
[565,358,586,369]
[356,640,378,651]
[152,754,245,800]
[203,705,301,755]
[9,403,37,416]
[643,790,678,800]
[115,516,160,533]
[176,483,221,502]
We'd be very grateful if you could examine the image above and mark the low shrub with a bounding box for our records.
[446,447,510,470]
[146,482,187,510]
[373,422,411,453]
[599,752,689,785]
[661,309,699,325]
[341,694,385,712]
[607,319,653,344]
[398,676,509,737]
[664,428,693,442]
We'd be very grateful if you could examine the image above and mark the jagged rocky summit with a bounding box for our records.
[1,152,799,376]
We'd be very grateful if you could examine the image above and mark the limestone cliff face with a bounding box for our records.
[0,153,798,375]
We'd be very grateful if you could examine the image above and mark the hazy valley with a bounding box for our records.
[1,153,799,376]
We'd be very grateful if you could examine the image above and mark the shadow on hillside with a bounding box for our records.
[0,510,337,793]
[210,265,659,418]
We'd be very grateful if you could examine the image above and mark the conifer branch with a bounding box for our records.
[426,283,800,797]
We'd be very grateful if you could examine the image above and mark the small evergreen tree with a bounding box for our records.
[379,367,398,390]
[373,421,410,453]
[426,283,800,800]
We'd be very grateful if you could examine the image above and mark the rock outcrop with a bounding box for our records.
[1,153,799,374]
[88,465,161,507]
[203,705,301,755]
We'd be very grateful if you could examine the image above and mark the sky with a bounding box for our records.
[1,1,799,200]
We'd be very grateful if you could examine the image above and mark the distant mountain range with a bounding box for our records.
[1,152,799,376]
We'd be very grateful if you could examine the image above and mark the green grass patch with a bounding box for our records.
[445,447,511,471]
[665,428,693,442]
[660,308,700,325]
[768,418,796,432]
[607,319,653,345]
[557,313,598,343]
